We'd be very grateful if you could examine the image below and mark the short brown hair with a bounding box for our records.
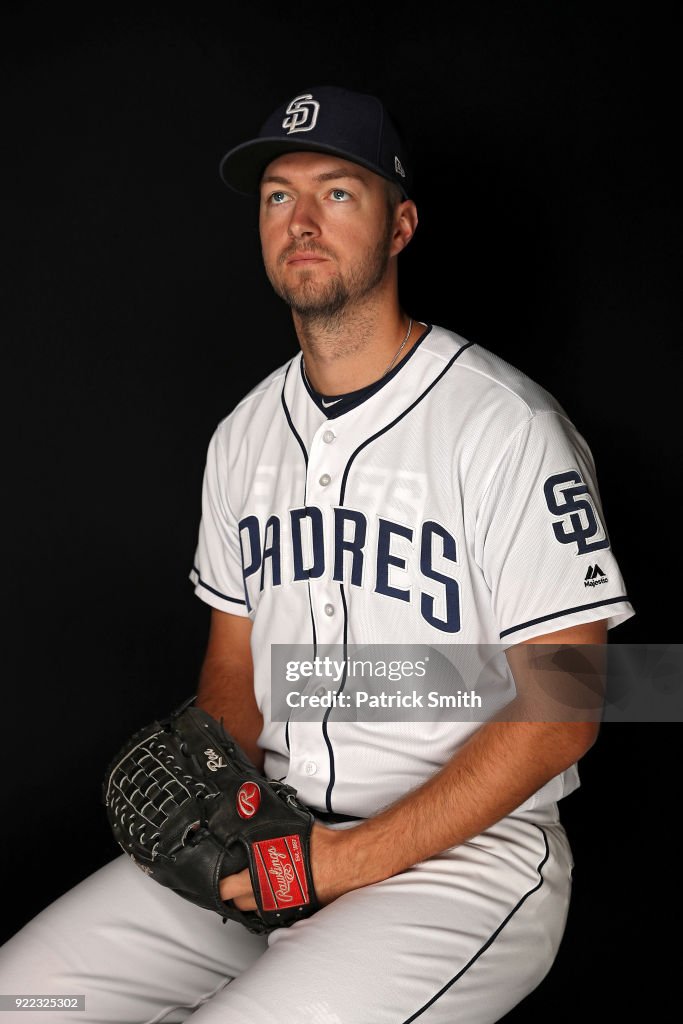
[384,180,404,215]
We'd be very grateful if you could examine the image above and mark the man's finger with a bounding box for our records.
[219,868,252,903]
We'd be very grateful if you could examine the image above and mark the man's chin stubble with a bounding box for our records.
[277,279,351,322]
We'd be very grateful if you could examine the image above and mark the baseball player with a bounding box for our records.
[0,86,633,1023]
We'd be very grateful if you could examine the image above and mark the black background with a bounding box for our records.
[2,2,676,1019]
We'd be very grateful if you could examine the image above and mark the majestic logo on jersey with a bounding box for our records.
[282,93,320,134]
[584,563,608,587]
[238,506,461,633]
[543,471,609,555]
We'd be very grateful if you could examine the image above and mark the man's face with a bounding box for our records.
[258,151,403,320]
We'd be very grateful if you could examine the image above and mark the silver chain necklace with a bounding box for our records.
[381,317,413,377]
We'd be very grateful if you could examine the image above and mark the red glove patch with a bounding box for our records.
[252,835,310,911]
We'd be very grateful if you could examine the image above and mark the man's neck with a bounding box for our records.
[295,300,417,396]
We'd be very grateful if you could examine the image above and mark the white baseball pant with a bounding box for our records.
[0,807,573,1023]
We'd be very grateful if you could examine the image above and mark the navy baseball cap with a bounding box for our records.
[219,86,412,199]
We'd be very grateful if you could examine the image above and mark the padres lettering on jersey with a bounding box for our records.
[238,506,460,632]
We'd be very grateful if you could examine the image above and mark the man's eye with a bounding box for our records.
[268,191,289,204]
[330,189,351,202]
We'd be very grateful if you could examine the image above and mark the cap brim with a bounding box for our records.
[219,137,409,198]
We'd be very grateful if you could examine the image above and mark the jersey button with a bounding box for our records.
[303,760,318,776]
[319,473,331,486]
[322,430,336,443]
[324,603,335,616]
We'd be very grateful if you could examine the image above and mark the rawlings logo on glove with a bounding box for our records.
[103,699,319,934]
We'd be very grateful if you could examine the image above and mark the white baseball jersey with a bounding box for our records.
[190,323,634,817]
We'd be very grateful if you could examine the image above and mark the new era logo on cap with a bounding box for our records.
[219,86,412,198]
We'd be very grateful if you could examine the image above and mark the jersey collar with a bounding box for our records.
[299,323,432,419]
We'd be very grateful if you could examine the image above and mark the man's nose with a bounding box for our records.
[287,197,321,239]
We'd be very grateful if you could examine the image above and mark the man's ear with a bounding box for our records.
[392,200,419,256]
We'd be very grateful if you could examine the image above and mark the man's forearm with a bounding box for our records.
[196,657,264,771]
[314,719,597,900]
[219,717,596,912]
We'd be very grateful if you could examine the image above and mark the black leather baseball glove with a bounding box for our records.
[103,700,318,934]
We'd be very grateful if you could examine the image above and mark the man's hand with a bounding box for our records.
[220,823,351,911]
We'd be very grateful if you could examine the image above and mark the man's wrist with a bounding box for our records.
[310,821,390,903]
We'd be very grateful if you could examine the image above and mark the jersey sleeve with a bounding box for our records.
[189,425,250,617]
[474,409,634,643]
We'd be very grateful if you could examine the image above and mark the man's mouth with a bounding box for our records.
[286,254,328,265]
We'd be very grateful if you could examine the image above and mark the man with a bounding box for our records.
[0,86,633,1023]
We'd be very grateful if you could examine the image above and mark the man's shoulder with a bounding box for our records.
[213,355,297,435]
[425,324,568,419]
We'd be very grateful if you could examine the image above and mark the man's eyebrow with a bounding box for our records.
[260,168,369,187]
[314,169,368,184]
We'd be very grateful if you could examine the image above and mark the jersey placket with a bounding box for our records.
[284,418,349,812]
[306,421,344,646]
